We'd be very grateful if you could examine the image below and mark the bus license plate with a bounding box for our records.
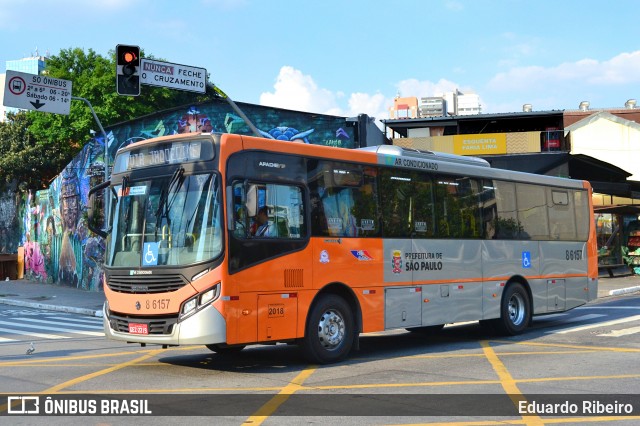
[128,323,148,335]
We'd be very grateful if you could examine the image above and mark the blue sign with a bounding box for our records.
[522,251,531,268]
[143,242,159,266]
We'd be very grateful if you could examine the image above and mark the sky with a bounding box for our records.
[2,0,640,125]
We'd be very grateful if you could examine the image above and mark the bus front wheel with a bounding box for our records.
[301,294,354,364]
[493,282,531,335]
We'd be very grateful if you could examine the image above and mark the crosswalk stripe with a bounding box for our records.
[549,314,640,335]
[45,316,103,325]
[0,326,68,340]
[540,314,605,330]
[578,306,640,310]
[533,313,568,320]
[597,325,640,337]
[0,320,103,337]
[16,317,102,330]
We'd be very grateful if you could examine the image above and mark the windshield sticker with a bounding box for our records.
[143,242,159,266]
[360,219,375,231]
[415,221,427,233]
[128,186,147,196]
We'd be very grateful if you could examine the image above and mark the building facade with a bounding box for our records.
[382,101,640,272]
[388,90,482,120]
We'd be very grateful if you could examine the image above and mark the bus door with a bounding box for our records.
[227,179,309,344]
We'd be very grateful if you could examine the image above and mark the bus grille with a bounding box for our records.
[108,311,178,335]
[107,274,187,294]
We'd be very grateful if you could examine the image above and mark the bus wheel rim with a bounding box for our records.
[508,293,525,326]
[317,309,345,349]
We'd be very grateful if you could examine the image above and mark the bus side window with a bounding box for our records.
[548,188,576,240]
[308,160,378,238]
[493,180,522,239]
[481,180,497,239]
[239,182,305,239]
[516,183,548,240]
[380,168,413,238]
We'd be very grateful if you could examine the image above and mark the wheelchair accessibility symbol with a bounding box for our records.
[522,251,531,268]
[143,242,159,266]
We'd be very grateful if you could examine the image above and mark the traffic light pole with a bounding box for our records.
[210,84,262,138]
[72,96,109,178]
[72,96,110,229]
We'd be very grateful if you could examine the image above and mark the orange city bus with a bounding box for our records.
[88,132,598,363]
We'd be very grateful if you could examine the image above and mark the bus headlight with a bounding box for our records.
[200,286,218,305]
[179,283,221,320]
[182,298,197,316]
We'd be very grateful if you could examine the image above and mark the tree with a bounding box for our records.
[0,112,63,189]
[4,47,216,190]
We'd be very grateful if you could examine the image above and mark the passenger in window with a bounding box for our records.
[254,206,274,237]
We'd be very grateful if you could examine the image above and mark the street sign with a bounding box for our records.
[140,58,206,94]
[3,70,72,115]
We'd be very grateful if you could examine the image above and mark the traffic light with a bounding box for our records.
[116,44,140,96]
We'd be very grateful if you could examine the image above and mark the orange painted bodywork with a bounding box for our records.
[583,181,599,281]
[104,133,600,346]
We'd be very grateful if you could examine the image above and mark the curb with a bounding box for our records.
[609,285,640,297]
[0,298,103,318]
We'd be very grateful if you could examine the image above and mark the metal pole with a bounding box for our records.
[210,85,262,138]
[71,96,110,229]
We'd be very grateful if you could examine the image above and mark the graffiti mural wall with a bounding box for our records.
[16,99,356,291]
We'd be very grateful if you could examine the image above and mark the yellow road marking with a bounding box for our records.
[481,340,543,426]
[1,337,638,424]
[492,339,640,353]
[410,349,599,358]
[242,365,317,425]
[42,348,165,393]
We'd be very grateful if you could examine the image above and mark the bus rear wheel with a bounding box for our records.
[301,294,354,364]
[493,282,531,335]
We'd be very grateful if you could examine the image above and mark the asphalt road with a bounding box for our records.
[1,291,639,425]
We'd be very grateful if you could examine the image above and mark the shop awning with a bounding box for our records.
[594,205,640,215]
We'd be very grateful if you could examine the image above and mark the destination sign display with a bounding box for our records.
[113,139,215,173]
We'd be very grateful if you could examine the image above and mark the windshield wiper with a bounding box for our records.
[155,167,185,238]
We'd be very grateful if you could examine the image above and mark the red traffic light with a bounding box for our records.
[116,44,140,96]
[122,51,137,64]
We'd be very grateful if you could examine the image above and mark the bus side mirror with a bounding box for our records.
[226,186,235,231]
[246,184,258,217]
[88,181,110,238]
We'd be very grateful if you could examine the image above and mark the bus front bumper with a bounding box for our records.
[103,302,227,346]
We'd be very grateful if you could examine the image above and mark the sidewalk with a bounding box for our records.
[0,271,639,318]
[0,279,105,317]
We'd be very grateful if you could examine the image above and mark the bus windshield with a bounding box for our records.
[106,172,223,268]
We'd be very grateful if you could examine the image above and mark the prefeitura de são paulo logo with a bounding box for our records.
[391,250,402,274]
